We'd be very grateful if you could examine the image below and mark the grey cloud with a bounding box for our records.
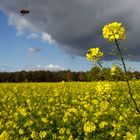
[0,0,140,61]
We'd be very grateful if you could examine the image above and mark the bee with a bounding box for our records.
[20,9,29,15]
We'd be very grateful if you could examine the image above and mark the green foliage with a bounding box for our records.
[136,133,140,140]
[85,66,101,81]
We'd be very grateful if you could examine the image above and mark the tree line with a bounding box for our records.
[0,67,140,82]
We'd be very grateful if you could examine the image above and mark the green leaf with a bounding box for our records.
[136,133,140,140]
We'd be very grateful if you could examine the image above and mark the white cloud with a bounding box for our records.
[8,13,32,36]
[28,47,42,52]
[42,64,64,71]
[8,13,54,44]
[46,64,62,70]
[27,33,39,39]
[41,32,54,44]
[37,64,41,68]
[25,64,64,71]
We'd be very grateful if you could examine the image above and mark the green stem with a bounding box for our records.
[96,60,128,120]
[115,39,140,114]
[97,60,103,69]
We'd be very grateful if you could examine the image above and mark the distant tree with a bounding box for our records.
[133,71,140,80]
[15,72,24,82]
[66,70,73,81]
[126,71,133,80]
[0,69,139,82]
[101,68,111,80]
[111,66,124,81]
[78,72,85,81]
[85,66,101,81]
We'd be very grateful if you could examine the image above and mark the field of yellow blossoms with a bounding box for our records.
[0,81,140,140]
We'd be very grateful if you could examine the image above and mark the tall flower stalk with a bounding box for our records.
[115,39,140,113]
[102,22,140,113]
[86,48,128,120]
[86,22,140,138]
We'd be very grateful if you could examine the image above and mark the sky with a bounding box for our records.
[0,0,140,72]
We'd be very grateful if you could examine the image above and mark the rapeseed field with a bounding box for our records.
[0,81,140,140]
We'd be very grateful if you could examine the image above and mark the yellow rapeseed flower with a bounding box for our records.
[23,137,28,140]
[31,131,38,138]
[110,131,115,137]
[99,121,108,129]
[96,82,111,95]
[39,131,47,139]
[124,132,136,140]
[24,120,34,127]
[59,128,65,135]
[0,131,9,140]
[86,47,103,63]
[83,121,96,134]
[41,117,48,123]
[19,128,24,135]
[111,64,121,76]
[111,65,118,75]
[102,22,126,42]
[68,135,73,140]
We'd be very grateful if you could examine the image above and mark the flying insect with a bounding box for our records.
[20,9,29,15]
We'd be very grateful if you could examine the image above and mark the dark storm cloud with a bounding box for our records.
[0,0,140,61]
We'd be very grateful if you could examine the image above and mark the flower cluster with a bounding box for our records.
[111,65,119,75]
[96,82,111,95]
[102,22,126,42]
[83,121,96,134]
[86,47,103,63]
